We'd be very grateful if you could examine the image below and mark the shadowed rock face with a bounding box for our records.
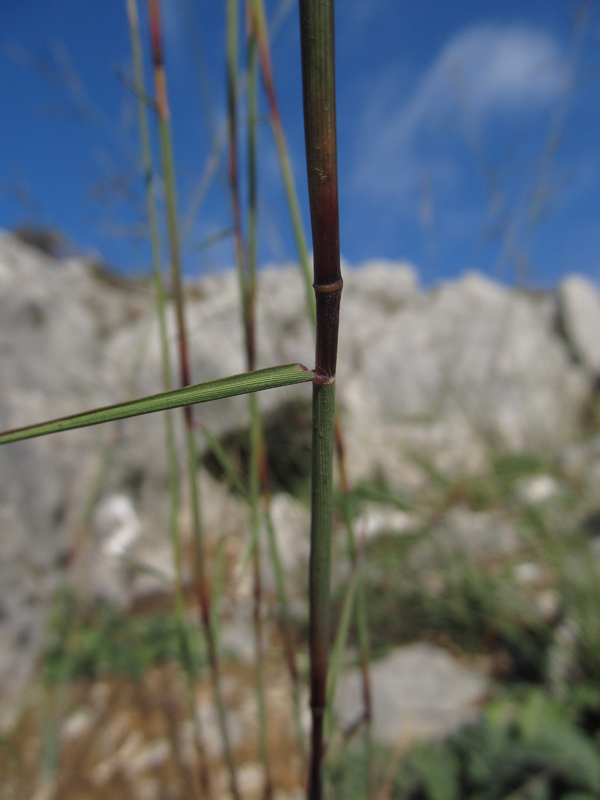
[0,230,595,730]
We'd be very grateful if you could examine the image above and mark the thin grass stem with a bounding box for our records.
[250,416,273,800]
[148,3,244,796]
[251,0,315,329]
[339,493,373,796]
[209,534,227,653]
[246,9,274,794]
[147,0,191,391]
[242,3,309,778]
[323,524,366,741]
[308,382,336,800]
[127,1,213,792]
[227,0,249,345]
[35,311,155,797]
[203,393,308,774]
[252,4,366,779]
[190,228,235,253]
[298,1,342,796]
[263,508,307,769]
[181,130,227,242]
[333,414,374,795]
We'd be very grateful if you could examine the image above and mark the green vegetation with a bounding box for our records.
[321,439,600,798]
[42,590,205,683]
[329,687,600,800]
[27,422,600,799]
[358,534,551,678]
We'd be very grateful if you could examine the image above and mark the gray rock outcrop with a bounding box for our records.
[0,229,597,730]
[348,272,587,453]
[0,232,147,730]
[558,275,600,376]
[334,643,488,744]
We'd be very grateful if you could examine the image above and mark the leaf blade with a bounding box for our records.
[0,363,314,445]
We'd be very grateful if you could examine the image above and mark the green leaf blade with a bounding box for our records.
[0,363,314,446]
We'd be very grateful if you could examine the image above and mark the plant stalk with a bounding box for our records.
[253,3,365,779]
[148,3,243,797]
[200,38,308,756]
[246,8,274,796]
[251,0,315,328]
[308,382,336,799]
[227,0,249,346]
[127,1,212,793]
[299,1,342,797]
[339,491,373,796]
[334,421,374,795]
[263,508,306,767]
[324,524,366,741]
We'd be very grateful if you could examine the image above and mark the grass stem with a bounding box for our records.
[148,3,244,796]
[252,5,365,780]
[263,508,307,768]
[298,1,342,796]
[227,0,249,346]
[246,9,274,795]
[251,0,315,329]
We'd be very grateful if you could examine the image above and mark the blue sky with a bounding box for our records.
[2,0,600,287]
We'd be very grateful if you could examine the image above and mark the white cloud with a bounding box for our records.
[439,25,566,116]
[345,0,393,31]
[352,24,569,202]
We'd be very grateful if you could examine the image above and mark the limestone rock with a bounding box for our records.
[558,275,600,375]
[515,474,562,505]
[353,502,421,541]
[359,273,588,452]
[433,507,519,564]
[335,643,488,744]
[0,232,142,730]
[0,228,596,733]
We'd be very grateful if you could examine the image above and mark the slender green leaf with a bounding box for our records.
[0,364,314,445]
